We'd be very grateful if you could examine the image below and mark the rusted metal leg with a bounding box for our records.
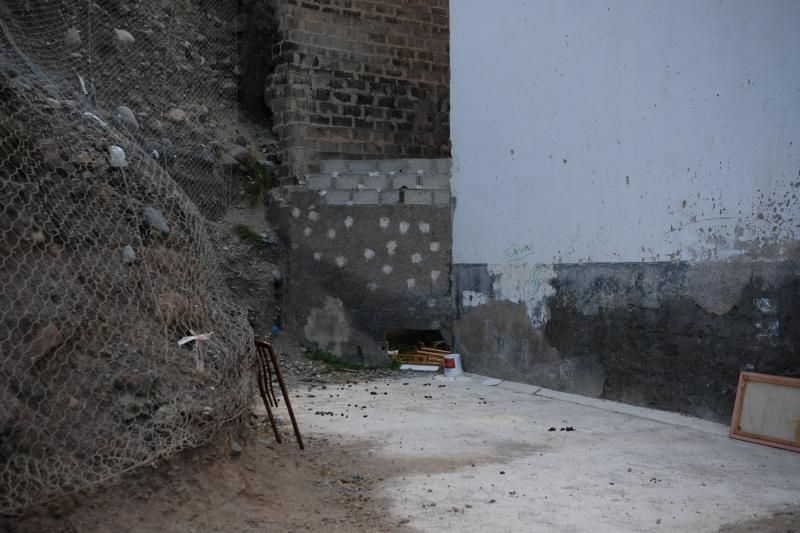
[265,357,279,407]
[263,342,304,450]
[255,351,282,443]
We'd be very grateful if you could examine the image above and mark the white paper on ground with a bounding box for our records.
[399,364,439,372]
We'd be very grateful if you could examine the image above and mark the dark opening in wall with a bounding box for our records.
[385,329,449,354]
[236,0,278,123]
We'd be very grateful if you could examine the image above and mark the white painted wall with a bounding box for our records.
[451,0,800,265]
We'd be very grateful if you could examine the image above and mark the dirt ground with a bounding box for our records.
[6,413,409,533]
[5,370,800,533]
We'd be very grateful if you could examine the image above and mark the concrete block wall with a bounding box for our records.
[303,158,451,206]
[266,0,450,179]
[270,158,452,364]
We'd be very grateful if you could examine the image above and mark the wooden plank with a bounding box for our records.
[729,371,800,453]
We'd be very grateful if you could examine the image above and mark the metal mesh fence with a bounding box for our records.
[0,0,254,514]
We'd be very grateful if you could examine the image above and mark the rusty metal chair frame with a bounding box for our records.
[254,337,304,449]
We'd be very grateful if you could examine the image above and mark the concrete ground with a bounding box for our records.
[293,373,800,533]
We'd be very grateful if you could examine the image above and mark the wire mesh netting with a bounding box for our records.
[0,0,254,514]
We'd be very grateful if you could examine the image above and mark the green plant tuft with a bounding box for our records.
[233,224,264,246]
[244,164,273,207]
[307,348,399,371]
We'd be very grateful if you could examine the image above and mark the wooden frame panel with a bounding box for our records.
[729,371,800,453]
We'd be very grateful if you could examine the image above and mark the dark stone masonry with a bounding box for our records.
[266,0,450,178]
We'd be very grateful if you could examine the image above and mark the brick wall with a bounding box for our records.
[267,0,450,179]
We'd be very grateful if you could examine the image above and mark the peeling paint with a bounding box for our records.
[382,264,393,275]
[399,221,410,234]
[344,216,354,229]
[364,248,375,261]
[419,222,431,234]
[406,278,416,290]
[386,241,397,255]
[487,264,557,327]
[307,211,319,222]
[380,217,390,229]
[303,227,312,237]
[430,242,441,252]
[291,207,301,218]
[313,252,321,261]
[335,256,347,268]
[327,228,336,239]
[411,253,422,264]
[462,290,488,307]
[431,270,441,284]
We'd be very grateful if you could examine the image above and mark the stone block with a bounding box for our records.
[306,175,332,190]
[380,190,400,205]
[348,160,379,173]
[321,159,350,173]
[433,158,452,174]
[364,174,389,190]
[421,173,450,190]
[392,174,419,189]
[403,190,433,205]
[334,174,363,189]
[323,190,352,205]
[351,190,380,204]
[405,159,435,173]
[433,190,451,206]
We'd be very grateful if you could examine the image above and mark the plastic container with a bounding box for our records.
[443,353,463,377]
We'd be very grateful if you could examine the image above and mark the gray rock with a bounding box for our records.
[143,207,170,235]
[166,108,186,122]
[230,440,242,457]
[229,145,251,164]
[115,105,139,131]
[65,27,82,47]
[107,145,128,168]
[122,245,136,264]
[113,28,135,45]
[147,118,163,133]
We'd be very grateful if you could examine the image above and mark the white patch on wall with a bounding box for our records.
[303,227,312,237]
[386,241,397,255]
[399,221,410,234]
[430,270,440,284]
[462,290,488,308]
[307,211,319,222]
[344,216,354,229]
[335,256,347,268]
[411,253,422,264]
[487,263,557,328]
[418,222,431,234]
[380,217,390,229]
[558,358,577,382]
[754,298,776,315]
[303,296,350,356]
[382,264,393,275]
[429,242,441,252]
[406,278,416,290]
[291,207,301,218]
[327,228,336,239]
[364,248,375,260]
[313,252,322,261]
[367,282,378,292]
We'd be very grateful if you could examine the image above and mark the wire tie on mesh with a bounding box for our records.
[177,331,213,373]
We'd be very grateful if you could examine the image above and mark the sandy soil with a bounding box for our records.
[7,415,410,533]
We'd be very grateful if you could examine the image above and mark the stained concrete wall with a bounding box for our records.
[271,158,452,365]
[450,0,800,421]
